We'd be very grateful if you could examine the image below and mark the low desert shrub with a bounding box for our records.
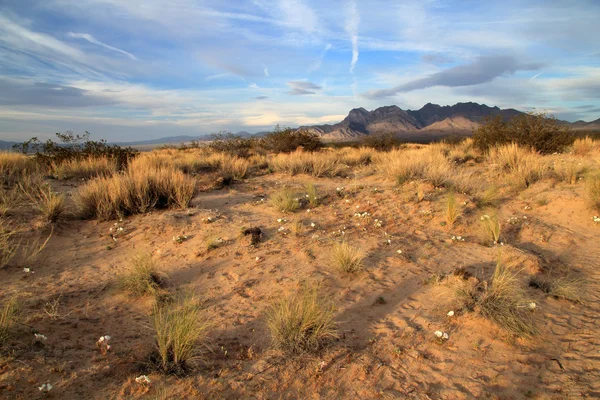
[530,275,584,303]
[152,296,210,374]
[119,254,166,297]
[208,132,255,158]
[480,212,501,244]
[0,152,37,185]
[271,188,299,213]
[572,136,596,156]
[552,158,587,184]
[376,149,426,185]
[455,260,536,336]
[260,126,323,153]
[51,156,117,180]
[331,241,364,273]
[270,151,345,178]
[266,284,337,354]
[360,131,403,150]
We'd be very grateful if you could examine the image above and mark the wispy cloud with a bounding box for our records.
[345,1,360,73]
[205,73,232,81]
[309,44,332,72]
[365,56,543,99]
[528,72,543,82]
[68,32,137,60]
[287,80,322,95]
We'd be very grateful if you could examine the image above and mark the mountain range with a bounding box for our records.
[300,102,600,140]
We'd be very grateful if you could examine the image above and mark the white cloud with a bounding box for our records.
[68,32,137,60]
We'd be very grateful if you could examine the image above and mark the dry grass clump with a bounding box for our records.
[530,275,585,303]
[552,158,587,184]
[51,156,118,180]
[75,167,196,220]
[480,211,501,244]
[445,191,460,227]
[0,223,18,269]
[0,152,37,185]
[152,295,211,374]
[375,149,427,185]
[474,186,500,208]
[488,143,547,189]
[585,172,600,211]
[337,147,374,166]
[119,254,166,297]
[0,187,19,217]
[572,136,596,156]
[332,241,364,273]
[270,151,345,177]
[20,178,65,222]
[271,188,299,213]
[455,260,536,336]
[266,284,337,354]
[305,183,319,207]
[0,297,17,347]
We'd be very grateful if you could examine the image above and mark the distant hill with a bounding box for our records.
[0,140,17,150]
[300,102,599,140]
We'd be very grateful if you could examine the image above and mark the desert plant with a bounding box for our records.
[530,275,584,303]
[208,132,255,158]
[260,126,323,153]
[473,112,573,154]
[271,188,299,213]
[205,236,224,251]
[572,136,596,156]
[480,212,501,244]
[475,186,500,208]
[455,260,536,336]
[119,254,166,297]
[51,156,117,180]
[0,152,37,185]
[0,297,18,347]
[331,241,364,273]
[20,179,65,222]
[585,173,600,211]
[552,159,587,184]
[266,284,337,354]
[152,296,211,374]
[305,183,319,207]
[0,187,19,217]
[360,131,403,150]
[0,226,18,269]
[445,191,460,227]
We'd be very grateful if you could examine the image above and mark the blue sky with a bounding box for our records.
[1,0,599,141]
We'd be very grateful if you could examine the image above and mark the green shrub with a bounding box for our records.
[473,112,574,154]
[260,126,323,153]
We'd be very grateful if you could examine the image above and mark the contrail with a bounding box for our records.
[528,72,543,82]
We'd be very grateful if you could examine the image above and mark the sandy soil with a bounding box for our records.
[1,161,599,399]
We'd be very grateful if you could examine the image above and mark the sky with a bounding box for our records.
[1,0,599,142]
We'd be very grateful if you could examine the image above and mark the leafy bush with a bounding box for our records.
[208,132,256,158]
[266,284,337,354]
[473,112,574,154]
[15,131,138,170]
[260,126,323,153]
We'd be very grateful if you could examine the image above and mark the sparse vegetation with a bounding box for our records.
[530,275,584,303]
[445,191,460,227]
[585,172,600,211]
[331,241,364,273]
[305,183,319,207]
[260,126,323,153]
[119,254,166,297]
[455,260,536,336]
[475,186,500,208]
[480,212,501,244]
[266,284,337,354]
[271,188,299,213]
[0,297,17,347]
[152,295,211,374]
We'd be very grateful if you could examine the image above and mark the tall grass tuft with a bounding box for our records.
[572,136,596,156]
[445,191,460,227]
[51,156,117,180]
[455,259,536,336]
[305,183,319,207]
[0,297,18,347]
[480,212,501,244]
[331,241,364,273]
[20,179,65,222]
[119,254,166,297]
[266,284,337,354]
[152,296,211,374]
[585,172,600,211]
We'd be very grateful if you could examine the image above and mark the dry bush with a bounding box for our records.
[585,172,600,211]
[0,297,18,347]
[266,284,337,354]
[271,188,299,213]
[488,144,546,189]
[218,156,249,180]
[0,152,37,185]
[445,191,460,227]
[552,158,588,184]
[75,166,196,220]
[51,156,117,180]
[119,254,166,297]
[152,296,211,374]
[530,275,584,303]
[260,127,323,153]
[337,147,374,166]
[448,138,478,164]
[0,187,19,217]
[474,186,500,208]
[20,179,65,222]
[270,151,345,178]
[455,260,536,336]
[572,136,596,156]
[375,148,427,185]
[0,224,18,269]
[332,241,364,273]
[480,212,501,244]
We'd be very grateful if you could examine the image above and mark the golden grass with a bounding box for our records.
[266,284,337,354]
[488,143,547,189]
[585,172,600,211]
[375,149,427,185]
[0,223,18,269]
[331,241,364,273]
[475,186,500,208]
[271,188,299,213]
[0,187,19,217]
[0,297,17,347]
[572,136,596,156]
[552,158,588,184]
[75,166,196,220]
[305,183,319,207]
[0,152,37,185]
[51,156,118,180]
[119,254,166,297]
[445,191,460,227]
[455,260,536,336]
[20,178,65,222]
[152,295,211,374]
[530,275,585,304]
[270,151,345,177]
[480,212,501,244]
